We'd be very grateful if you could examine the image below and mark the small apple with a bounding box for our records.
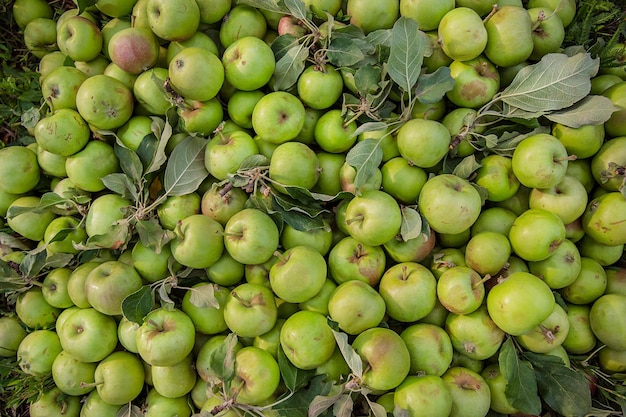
[379,262,438,322]
[327,280,386,335]
[508,208,566,262]
[146,0,200,41]
[15,287,62,330]
[446,56,500,109]
[75,74,134,130]
[313,108,358,153]
[223,208,280,265]
[442,366,492,417]
[170,214,225,269]
[394,374,453,417]
[136,308,197,367]
[561,257,607,305]
[437,266,486,315]
[0,146,40,194]
[397,118,451,168]
[252,91,306,144]
[108,26,160,75]
[23,18,58,59]
[40,66,87,111]
[222,36,276,91]
[445,305,505,360]
[279,310,336,370]
[219,4,267,48]
[484,5,534,67]
[151,353,197,398]
[438,7,488,61]
[401,323,453,376]
[84,260,144,316]
[57,16,103,62]
[12,0,53,29]
[51,350,97,396]
[93,351,145,405]
[512,133,571,189]
[57,307,118,363]
[528,238,581,289]
[228,346,280,405]
[223,283,278,338]
[344,190,402,247]
[346,0,399,34]
[17,329,62,376]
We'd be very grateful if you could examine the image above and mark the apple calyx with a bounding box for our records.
[453,371,483,390]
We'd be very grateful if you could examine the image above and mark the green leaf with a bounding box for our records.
[273,43,309,91]
[327,37,366,67]
[332,330,362,378]
[135,219,175,254]
[400,207,423,241]
[310,387,348,417]
[345,139,383,190]
[284,0,307,20]
[271,34,298,61]
[277,346,315,392]
[18,248,47,278]
[210,333,238,382]
[114,141,143,183]
[272,375,334,417]
[81,221,132,251]
[122,286,154,324]
[6,193,62,218]
[387,17,425,92]
[498,52,599,113]
[237,0,288,14]
[143,114,174,175]
[499,338,542,415]
[365,29,393,49]
[239,154,270,170]
[352,121,388,138]
[76,0,97,13]
[452,155,481,179]
[524,352,592,417]
[415,66,455,104]
[163,136,209,197]
[101,173,138,201]
[354,64,383,96]
[188,284,220,309]
[545,95,619,128]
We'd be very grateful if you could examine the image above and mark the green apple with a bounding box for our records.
[527,0,576,27]
[219,4,267,48]
[270,246,327,303]
[344,190,402,247]
[136,308,197,366]
[12,0,53,29]
[528,6,566,61]
[170,214,225,269]
[151,353,196,398]
[279,310,336,370]
[57,16,103,62]
[28,387,81,417]
[399,0,454,31]
[93,351,145,405]
[438,7,488,61]
[590,294,626,351]
[76,74,134,130]
[15,287,62,330]
[222,36,276,91]
[146,0,200,41]
[437,266,485,315]
[0,316,27,357]
[269,141,320,192]
[168,47,224,101]
[41,267,74,309]
[57,307,118,363]
[445,305,505,360]
[484,5,534,67]
[442,366,492,417]
[394,375,452,417]
[298,64,343,110]
[328,280,386,335]
[446,56,500,109]
[133,67,172,115]
[205,130,259,180]
[228,346,280,405]
[84,193,131,237]
[17,329,62,376]
[108,26,160,75]
[528,238,581,289]
[6,196,57,242]
[464,231,511,276]
[473,154,519,202]
[23,18,58,58]
[223,283,278,338]
[66,262,97,308]
[251,91,306,144]
[280,219,333,256]
[401,323,453,376]
[562,303,596,354]
[582,192,626,246]
[0,146,40,194]
[397,118,451,168]
[84,260,143,316]
[346,0,399,34]
[379,261,438,322]
[40,66,87,111]
[590,136,626,192]
[578,234,624,266]
[157,192,201,230]
[79,390,123,417]
[223,208,280,265]
[509,208,566,262]
[380,156,427,204]
[182,283,229,335]
[51,350,97,396]
[144,388,193,417]
[516,303,570,353]
[481,363,519,414]
[561,257,607,305]
[529,175,588,225]
[35,109,90,157]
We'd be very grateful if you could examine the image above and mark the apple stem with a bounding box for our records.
[79,381,103,389]
[147,319,163,332]
[482,4,499,23]
[539,324,557,341]
[554,154,577,163]
[230,290,251,308]
[473,274,492,289]
[273,250,288,263]
[345,214,364,225]
[531,9,546,32]
[219,182,234,198]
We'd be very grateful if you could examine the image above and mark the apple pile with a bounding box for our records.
[2,0,626,416]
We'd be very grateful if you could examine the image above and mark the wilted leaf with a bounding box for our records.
[415,66,455,104]
[209,333,238,382]
[525,352,592,417]
[333,393,354,417]
[499,338,542,415]
[278,346,315,392]
[499,53,599,113]
[122,286,154,324]
[82,221,132,251]
[309,387,347,417]
[163,136,209,197]
[332,330,362,378]
[400,207,422,241]
[188,284,219,309]
[545,95,619,127]
[237,0,288,14]
[388,17,425,92]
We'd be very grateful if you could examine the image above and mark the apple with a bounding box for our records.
[36,145,67,178]
[205,130,259,180]
[133,67,172,116]
[227,90,265,129]
[346,0,399,34]
[562,303,597,355]
[445,305,505,360]
[602,82,626,138]
[509,208,566,262]
[481,363,519,414]
[108,26,160,75]
[79,390,123,417]
[590,136,626,192]
[201,184,248,227]
[394,374,453,417]
[578,234,624,266]
[0,146,40,194]
[0,316,27,357]
[339,162,383,195]
[12,0,53,29]
[484,6,533,67]
[279,310,336,370]
[151,353,196,398]
[465,231,511,276]
[93,350,145,405]
[379,262,438,322]
[75,74,134,130]
[582,192,626,246]
[495,184,531,216]
[280,219,334,255]
[298,64,343,110]
[228,346,280,405]
[51,350,97,396]
[84,260,143,316]
[512,133,571,189]
[223,282,278,338]
[57,307,118,363]
[168,47,224,101]
[17,328,61,377]
[446,56,500,109]
[313,108,358,153]
[23,18,58,59]
[170,213,224,269]
[437,265,486,315]
[397,118,451,168]
[85,193,131,238]
[529,175,589,225]
[419,174,482,235]
[35,109,90,157]
[57,16,103,62]
[401,323,453,377]
[528,0,576,27]
[74,55,110,77]
[6,196,57,242]
[516,303,570,353]
[442,366,491,417]
[28,387,81,417]
[222,36,276,91]
[269,141,320,192]
[136,308,197,366]
[157,192,201,230]
[399,0,454,31]
[146,0,200,41]
[487,271,555,335]
[223,208,280,265]
[15,287,62,330]
[298,279,336,316]
[561,257,607,305]
[344,190,402,247]
[37,51,67,82]
[380,157,427,204]
[40,66,87,111]
[181,283,229,335]
[528,238,581,289]
[144,388,193,417]
[438,7,488,61]
[219,4,267,48]
[270,246,327,303]
[528,6,566,61]
[252,91,306,144]
[473,154,519,202]
[196,0,231,24]
[41,267,73,309]
[327,279,386,335]
[590,294,626,351]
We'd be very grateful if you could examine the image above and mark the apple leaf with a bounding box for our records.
[284,0,307,20]
[101,173,138,201]
[116,404,143,417]
[273,375,334,417]
[271,198,326,231]
[366,29,393,49]
[278,346,316,392]
[141,113,174,175]
[122,286,154,324]
[400,207,422,241]
[0,261,26,295]
[239,154,270,170]
[352,121,388,138]
[415,66,455,105]
[327,36,367,68]
[271,34,299,61]
[498,52,599,113]
[333,393,354,417]
[209,333,238,383]
[273,43,309,91]
[452,155,481,180]
[499,338,542,415]
[309,387,348,417]
[345,139,383,191]
[163,136,209,197]
[354,64,383,97]
[332,330,362,378]
[387,17,426,93]
[188,284,220,309]
[237,0,289,14]
[114,141,143,184]
[364,395,387,417]
[6,192,65,218]
[135,219,174,254]
[76,0,97,13]
[524,352,592,417]
[545,95,619,128]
